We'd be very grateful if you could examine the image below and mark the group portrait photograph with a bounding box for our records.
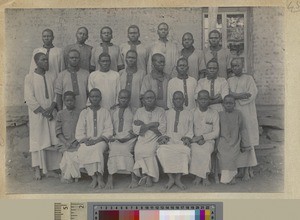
[4,6,284,194]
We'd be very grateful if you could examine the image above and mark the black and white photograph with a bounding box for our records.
[4,7,284,194]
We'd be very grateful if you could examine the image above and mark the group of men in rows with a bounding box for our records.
[24,22,259,190]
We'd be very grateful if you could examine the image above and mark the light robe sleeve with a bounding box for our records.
[29,49,38,75]
[158,109,167,135]
[101,110,114,139]
[88,73,95,92]
[185,112,194,139]
[237,76,258,106]
[75,110,87,140]
[54,73,64,95]
[90,47,96,67]
[24,74,41,112]
[140,76,151,96]
[117,46,124,66]
[167,82,173,110]
[202,111,220,141]
[132,109,142,135]
[220,79,229,99]
[115,75,121,104]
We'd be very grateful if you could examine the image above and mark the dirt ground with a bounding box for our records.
[5,134,284,194]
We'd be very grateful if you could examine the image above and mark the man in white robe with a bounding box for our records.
[167,57,197,111]
[190,90,219,186]
[228,58,258,181]
[147,23,179,78]
[133,90,167,187]
[29,29,65,77]
[195,59,229,112]
[76,88,113,189]
[157,91,193,190]
[120,25,149,73]
[90,26,123,72]
[88,53,121,110]
[25,52,61,180]
[105,90,138,190]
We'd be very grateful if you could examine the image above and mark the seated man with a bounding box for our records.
[106,89,138,189]
[76,88,113,189]
[56,91,81,183]
[132,90,167,187]
[190,90,220,186]
[157,91,193,190]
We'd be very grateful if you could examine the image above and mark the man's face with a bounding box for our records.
[157,24,169,39]
[206,62,218,79]
[197,92,210,109]
[176,60,189,77]
[143,92,156,108]
[64,95,76,110]
[118,91,130,107]
[36,54,49,70]
[182,34,194,49]
[172,93,184,109]
[128,27,140,42]
[209,32,220,47]
[89,91,102,106]
[152,56,165,72]
[223,97,235,112]
[98,56,111,71]
[126,52,137,67]
[76,28,88,44]
[42,31,54,46]
[68,51,80,67]
[231,59,243,76]
[100,28,112,42]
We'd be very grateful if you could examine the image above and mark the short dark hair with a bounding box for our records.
[128,25,140,33]
[77,26,88,34]
[126,50,138,57]
[63,91,76,100]
[151,53,164,62]
[177,57,188,66]
[42,28,54,36]
[68,49,80,57]
[34,52,46,64]
[98,52,111,61]
[223,94,235,102]
[101,26,112,34]
[89,88,102,97]
[158,22,169,30]
[173,91,184,98]
[208,29,221,38]
[206,58,219,68]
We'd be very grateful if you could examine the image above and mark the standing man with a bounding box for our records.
[90,26,123,72]
[120,25,149,73]
[64,27,93,72]
[148,22,179,78]
[29,29,65,77]
[55,49,89,111]
[180,32,205,80]
[202,30,232,79]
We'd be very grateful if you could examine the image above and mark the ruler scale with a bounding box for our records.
[55,202,222,220]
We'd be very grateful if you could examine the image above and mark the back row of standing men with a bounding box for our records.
[24,22,258,189]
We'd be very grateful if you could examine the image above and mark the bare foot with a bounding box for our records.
[46,171,60,178]
[202,178,211,186]
[138,176,147,186]
[214,174,220,184]
[90,176,98,188]
[74,178,79,183]
[34,168,42,180]
[229,177,237,185]
[175,177,186,190]
[97,174,106,189]
[128,179,139,189]
[242,168,250,181]
[193,176,202,186]
[61,177,73,184]
[236,168,244,178]
[145,176,153,187]
[163,178,175,190]
[249,167,254,178]
[105,175,114,190]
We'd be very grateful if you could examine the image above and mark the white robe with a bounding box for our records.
[75,107,113,176]
[189,108,219,178]
[24,71,61,173]
[132,107,166,182]
[157,109,193,174]
[88,70,121,110]
[167,77,197,110]
[228,74,259,167]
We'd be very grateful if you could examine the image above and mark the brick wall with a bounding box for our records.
[252,7,284,105]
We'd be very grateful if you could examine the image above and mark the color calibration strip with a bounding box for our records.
[90,203,222,220]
